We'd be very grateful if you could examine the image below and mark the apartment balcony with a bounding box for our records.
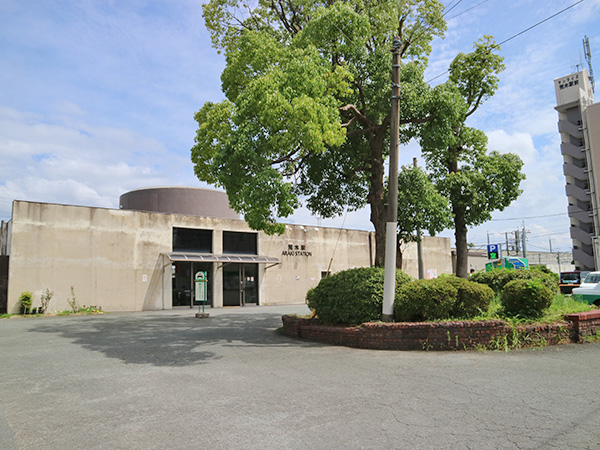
[563,163,587,180]
[558,119,583,139]
[568,205,594,224]
[573,247,595,271]
[560,142,585,159]
[565,183,592,202]
[570,225,593,246]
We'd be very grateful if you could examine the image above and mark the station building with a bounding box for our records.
[0,187,452,314]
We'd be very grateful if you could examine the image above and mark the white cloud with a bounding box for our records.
[0,105,204,221]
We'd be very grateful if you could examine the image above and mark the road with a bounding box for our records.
[1,305,599,449]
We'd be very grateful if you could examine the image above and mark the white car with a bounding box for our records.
[572,272,600,306]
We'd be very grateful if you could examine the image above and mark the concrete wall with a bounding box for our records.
[7,201,172,313]
[400,236,453,278]
[119,186,240,220]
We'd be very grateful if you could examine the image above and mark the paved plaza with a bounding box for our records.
[1,305,599,449]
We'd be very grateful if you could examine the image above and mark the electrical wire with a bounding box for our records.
[446,0,490,22]
[490,212,568,221]
[427,0,586,83]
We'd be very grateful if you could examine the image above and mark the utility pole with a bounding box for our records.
[414,157,424,279]
[550,238,562,273]
[522,223,527,259]
[382,37,402,322]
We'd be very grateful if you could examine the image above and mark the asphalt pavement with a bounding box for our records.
[1,305,599,449]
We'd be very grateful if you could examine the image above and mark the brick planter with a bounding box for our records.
[565,310,600,342]
[280,313,597,351]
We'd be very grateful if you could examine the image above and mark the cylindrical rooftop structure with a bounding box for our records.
[119,187,239,220]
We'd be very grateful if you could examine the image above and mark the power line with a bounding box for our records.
[496,0,585,48]
[427,0,586,83]
[446,0,490,22]
[490,212,568,221]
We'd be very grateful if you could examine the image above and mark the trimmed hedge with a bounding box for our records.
[394,276,493,322]
[306,267,412,325]
[469,267,557,294]
[501,279,554,318]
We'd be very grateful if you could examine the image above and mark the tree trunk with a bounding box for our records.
[367,127,388,267]
[453,205,469,278]
[447,149,469,278]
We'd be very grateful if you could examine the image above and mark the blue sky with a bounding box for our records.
[1,0,600,253]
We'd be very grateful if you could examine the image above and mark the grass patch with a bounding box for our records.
[0,309,105,319]
[468,293,594,324]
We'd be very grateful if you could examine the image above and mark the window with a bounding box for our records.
[173,228,212,253]
[223,231,257,255]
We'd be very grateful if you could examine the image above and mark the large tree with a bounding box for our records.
[420,37,525,278]
[192,0,447,264]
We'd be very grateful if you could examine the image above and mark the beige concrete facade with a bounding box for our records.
[3,200,455,314]
[399,237,453,279]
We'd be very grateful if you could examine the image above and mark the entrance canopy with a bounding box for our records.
[163,253,281,264]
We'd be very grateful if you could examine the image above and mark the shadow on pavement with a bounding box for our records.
[31,312,318,367]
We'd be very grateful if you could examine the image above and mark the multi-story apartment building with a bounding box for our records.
[554,69,600,271]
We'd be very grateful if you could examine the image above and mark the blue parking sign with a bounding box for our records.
[487,244,499,260]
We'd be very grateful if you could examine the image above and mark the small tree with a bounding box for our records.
[39,288,53,314]
[19,291,32,314]
[420,37,525,278]
[396,163,452,268]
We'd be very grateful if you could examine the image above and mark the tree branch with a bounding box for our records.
[352,80,367,113]
[269,147,301,165]
[465,91,486,118]
[339,104,376,127]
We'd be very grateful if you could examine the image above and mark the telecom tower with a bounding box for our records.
[554,36,600,271]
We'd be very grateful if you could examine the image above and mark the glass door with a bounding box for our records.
[172,262,192,306]
[172,262,213,307]
[241,264,258,305]
[222,263,259,306]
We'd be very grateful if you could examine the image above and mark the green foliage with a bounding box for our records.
[306,267,411,325]
[545,293,594,322]
[396,164,452,243]
[469,268,558,295]
[394,276,493,322]
[194,0,450,264]
[19,291,33,314]
[501,279,554,318]
[531,265,559,285]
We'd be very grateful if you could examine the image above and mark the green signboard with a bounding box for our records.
[195,271,208,312]
[485,258,529,272]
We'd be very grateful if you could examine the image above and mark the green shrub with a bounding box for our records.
[394,276,493,322]
[469,268,557,295]
[501,279,554,318]
[306,267,412,325]
[19,291,33,314]
[394,278,456,322]
[443,276,494,318]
